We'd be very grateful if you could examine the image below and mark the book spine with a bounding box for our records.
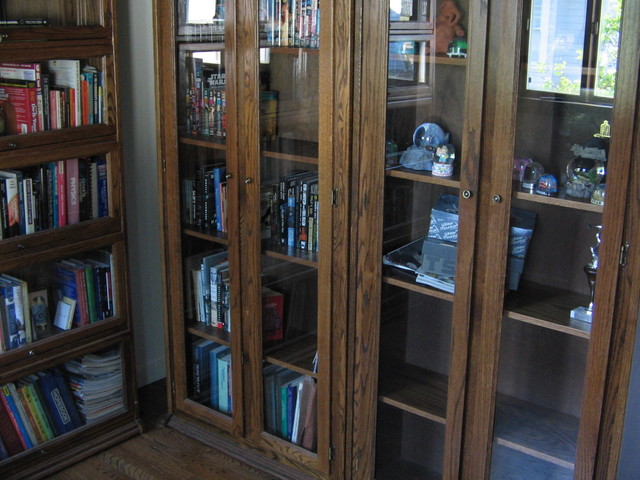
[56,160,67,227]
[2,176,20,237]
[0,396,24,455]
[0,384,33,449]
[20,383,54,441]
[65,158,80,225]
[12,384,43,445]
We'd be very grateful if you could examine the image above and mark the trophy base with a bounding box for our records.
[570,306,593,323]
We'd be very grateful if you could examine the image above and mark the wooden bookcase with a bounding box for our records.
[352,0,640,479]
[154,0,351,478]
[155,0,640,479]
[0,2,140,479]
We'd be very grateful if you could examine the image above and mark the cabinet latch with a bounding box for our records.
[332,188,339,207]
[620,241,630,267]
[329,445,336,461]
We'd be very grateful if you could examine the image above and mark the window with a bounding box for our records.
[524,0,621,100]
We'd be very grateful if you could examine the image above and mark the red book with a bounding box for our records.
[0,80,38,135]
[0,63,43,131]
[0,389,27,451]
[262,287,284,342]
[0,395,24,456]
[65,158,80,225]
[56,160,67,227]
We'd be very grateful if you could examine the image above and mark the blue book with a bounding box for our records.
[191,339,217,402]
[46,162,58,228]
[52,369,83,428]
[212,164,226,231]
[209,344,230,409]
[35,369,82,435]
[216,351,232,414]
[54,263,81,327]
[0,279,26,350]
[262,365,282,434]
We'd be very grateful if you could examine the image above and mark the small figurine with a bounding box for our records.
[434,0,466,54]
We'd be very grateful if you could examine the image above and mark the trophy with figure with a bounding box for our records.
[570,225,602,323]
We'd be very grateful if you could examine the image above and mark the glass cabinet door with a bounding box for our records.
[256,0,321,455]
[356,0,483,477]
[165,0,241,432]
[483,0,636,478]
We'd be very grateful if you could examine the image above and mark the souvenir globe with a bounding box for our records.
[521,161,544,193]
[413,122,449,148]
[565,156,605,199]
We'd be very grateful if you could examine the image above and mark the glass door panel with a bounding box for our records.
[175,1,234,421]
[376,0,470,477]
[258,2,320,452]
[489,0,622,477]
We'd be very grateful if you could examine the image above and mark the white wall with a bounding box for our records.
[117,0,165,386]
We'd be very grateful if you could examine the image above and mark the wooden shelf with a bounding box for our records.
[0,25,111,43]
[382,270,454,302]
[183,226,229,245]
[504,282,592,338]
[263,46,320,55]
[513,190,604,213]
[263,242,318,268]
[187,322,231,346]
[179,135,227,150]
[494,394,579,470]
[0,125,116,153]
[491,444,573,480]
[264,334,318,378]
[377,363,448,424]
[261,138,318,165]
[385,165,460,188]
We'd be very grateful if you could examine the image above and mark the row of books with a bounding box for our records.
[185,249,286,342]
[259,0,320,48]
[187,250,230,331]
[0,348,123,459]
[0,251,114,352]
[0,369,82,459]
[186,55,226,138]
[0,157,109,239]
[263,170,319,252]
[263,366,317,451]
[54,253,115,330]
[183,163,227,233]
[191,339,232,415]
[0,61,103,136]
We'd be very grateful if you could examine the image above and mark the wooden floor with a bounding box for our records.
[46,379,281,480]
